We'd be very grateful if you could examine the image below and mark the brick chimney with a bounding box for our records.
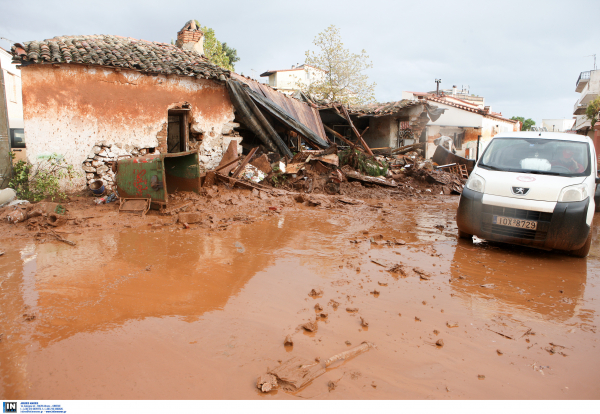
[176,20,204,56]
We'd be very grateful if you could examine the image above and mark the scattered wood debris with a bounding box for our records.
[325,341,376,367]
[257,342,375,393]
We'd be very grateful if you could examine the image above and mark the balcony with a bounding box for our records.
[574,101,587,115]
[576,71,590,92]
[574,115,591,131]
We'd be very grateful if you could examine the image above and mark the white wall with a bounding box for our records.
[542,118,576,132]
[427,102,482,127]
[266,66,326,93]
[0,48,24,129]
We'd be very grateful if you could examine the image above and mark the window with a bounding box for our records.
[479,138,590,177]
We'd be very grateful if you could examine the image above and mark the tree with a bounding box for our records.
[222,42,240,68]
[302,25,376,105]
[194,20,237,71]
[586,96,600,128]
[510,116,535,131]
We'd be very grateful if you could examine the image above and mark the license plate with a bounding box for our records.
[493,215,537,230]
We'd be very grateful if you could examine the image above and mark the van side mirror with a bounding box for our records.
[596,177,600,184]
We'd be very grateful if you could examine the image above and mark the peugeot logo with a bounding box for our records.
[512,187,530,195]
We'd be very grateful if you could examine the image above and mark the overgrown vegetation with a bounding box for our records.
[586,96,600,128]
[8,154,77,202]
[339,148,388,177]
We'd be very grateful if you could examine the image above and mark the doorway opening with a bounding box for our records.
[167,109,190,153]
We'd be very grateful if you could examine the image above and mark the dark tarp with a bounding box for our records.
[426,103,447,122]
[432,144,475,174]
[226,80,329,156]
[226,80,293,158]
[247,88,329,149]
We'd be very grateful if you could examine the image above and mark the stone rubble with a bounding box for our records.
[81,142,154,190]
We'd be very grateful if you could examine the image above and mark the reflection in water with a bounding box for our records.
[450,240,587,322]
[3,210,353,353]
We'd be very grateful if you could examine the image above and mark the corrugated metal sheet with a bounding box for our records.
[231,73,327,143]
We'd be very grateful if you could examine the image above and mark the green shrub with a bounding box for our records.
[339,148,388,177]
[9,154,77,202]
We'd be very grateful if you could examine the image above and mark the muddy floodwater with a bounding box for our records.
[1,197,599,399]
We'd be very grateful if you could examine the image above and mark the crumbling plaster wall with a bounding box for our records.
[21,64,237,188]
[363,117,396,149]
[361,105,427,149]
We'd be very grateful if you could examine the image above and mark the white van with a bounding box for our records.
[457,132,597,257]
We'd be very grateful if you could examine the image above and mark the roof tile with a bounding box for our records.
[11,34,229,81]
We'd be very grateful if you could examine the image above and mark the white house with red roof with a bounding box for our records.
[402,90,519,159]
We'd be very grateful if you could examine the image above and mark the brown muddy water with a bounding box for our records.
[1,197,599,399]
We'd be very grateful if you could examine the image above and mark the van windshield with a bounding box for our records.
[478,138,591,177]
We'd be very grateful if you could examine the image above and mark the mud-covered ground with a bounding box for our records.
[1,184,599,399]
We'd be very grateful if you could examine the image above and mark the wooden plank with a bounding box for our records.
[324,125,364,152]
[340,105,374,157]
[232,147,258,179]
[214,155,242,173]
[216,141,240,175]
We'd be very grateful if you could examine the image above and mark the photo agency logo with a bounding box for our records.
[3,402,17,413]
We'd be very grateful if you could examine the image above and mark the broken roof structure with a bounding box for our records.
[307,98,443,151]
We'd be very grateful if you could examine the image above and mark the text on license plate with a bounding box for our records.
[493,215,537,230]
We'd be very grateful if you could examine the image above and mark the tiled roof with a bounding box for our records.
[11,34,229,80]
[424,95,517,123]
[348,100,422,116]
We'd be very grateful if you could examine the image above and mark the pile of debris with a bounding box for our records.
[200,139,467,198]
[385,146,467,195]
[82,142,154,190]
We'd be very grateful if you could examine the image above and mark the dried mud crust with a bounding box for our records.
[0,184,453,240]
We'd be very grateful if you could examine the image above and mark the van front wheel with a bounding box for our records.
[571,230,592,258]
[458,229,472,240]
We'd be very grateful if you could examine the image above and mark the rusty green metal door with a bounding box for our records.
[116,155,166,203]
[115,151,201,204]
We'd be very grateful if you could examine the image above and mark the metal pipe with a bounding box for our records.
[476,135,481,160]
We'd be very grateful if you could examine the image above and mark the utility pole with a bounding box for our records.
[435,79,441,96]
[0,58,13,188]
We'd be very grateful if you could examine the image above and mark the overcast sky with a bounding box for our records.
[2,0,599,125]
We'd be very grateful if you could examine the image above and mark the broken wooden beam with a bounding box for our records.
[340,105,374,157]
[214,155,243,173]
[231,147,259,179]
[324,125,364,153]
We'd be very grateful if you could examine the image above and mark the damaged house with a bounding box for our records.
[10,21,328,190]
[296,96,444,154]
[402,91,520,159]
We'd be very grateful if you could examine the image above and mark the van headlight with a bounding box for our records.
[466,173,486,193]
[558,184,589,202]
